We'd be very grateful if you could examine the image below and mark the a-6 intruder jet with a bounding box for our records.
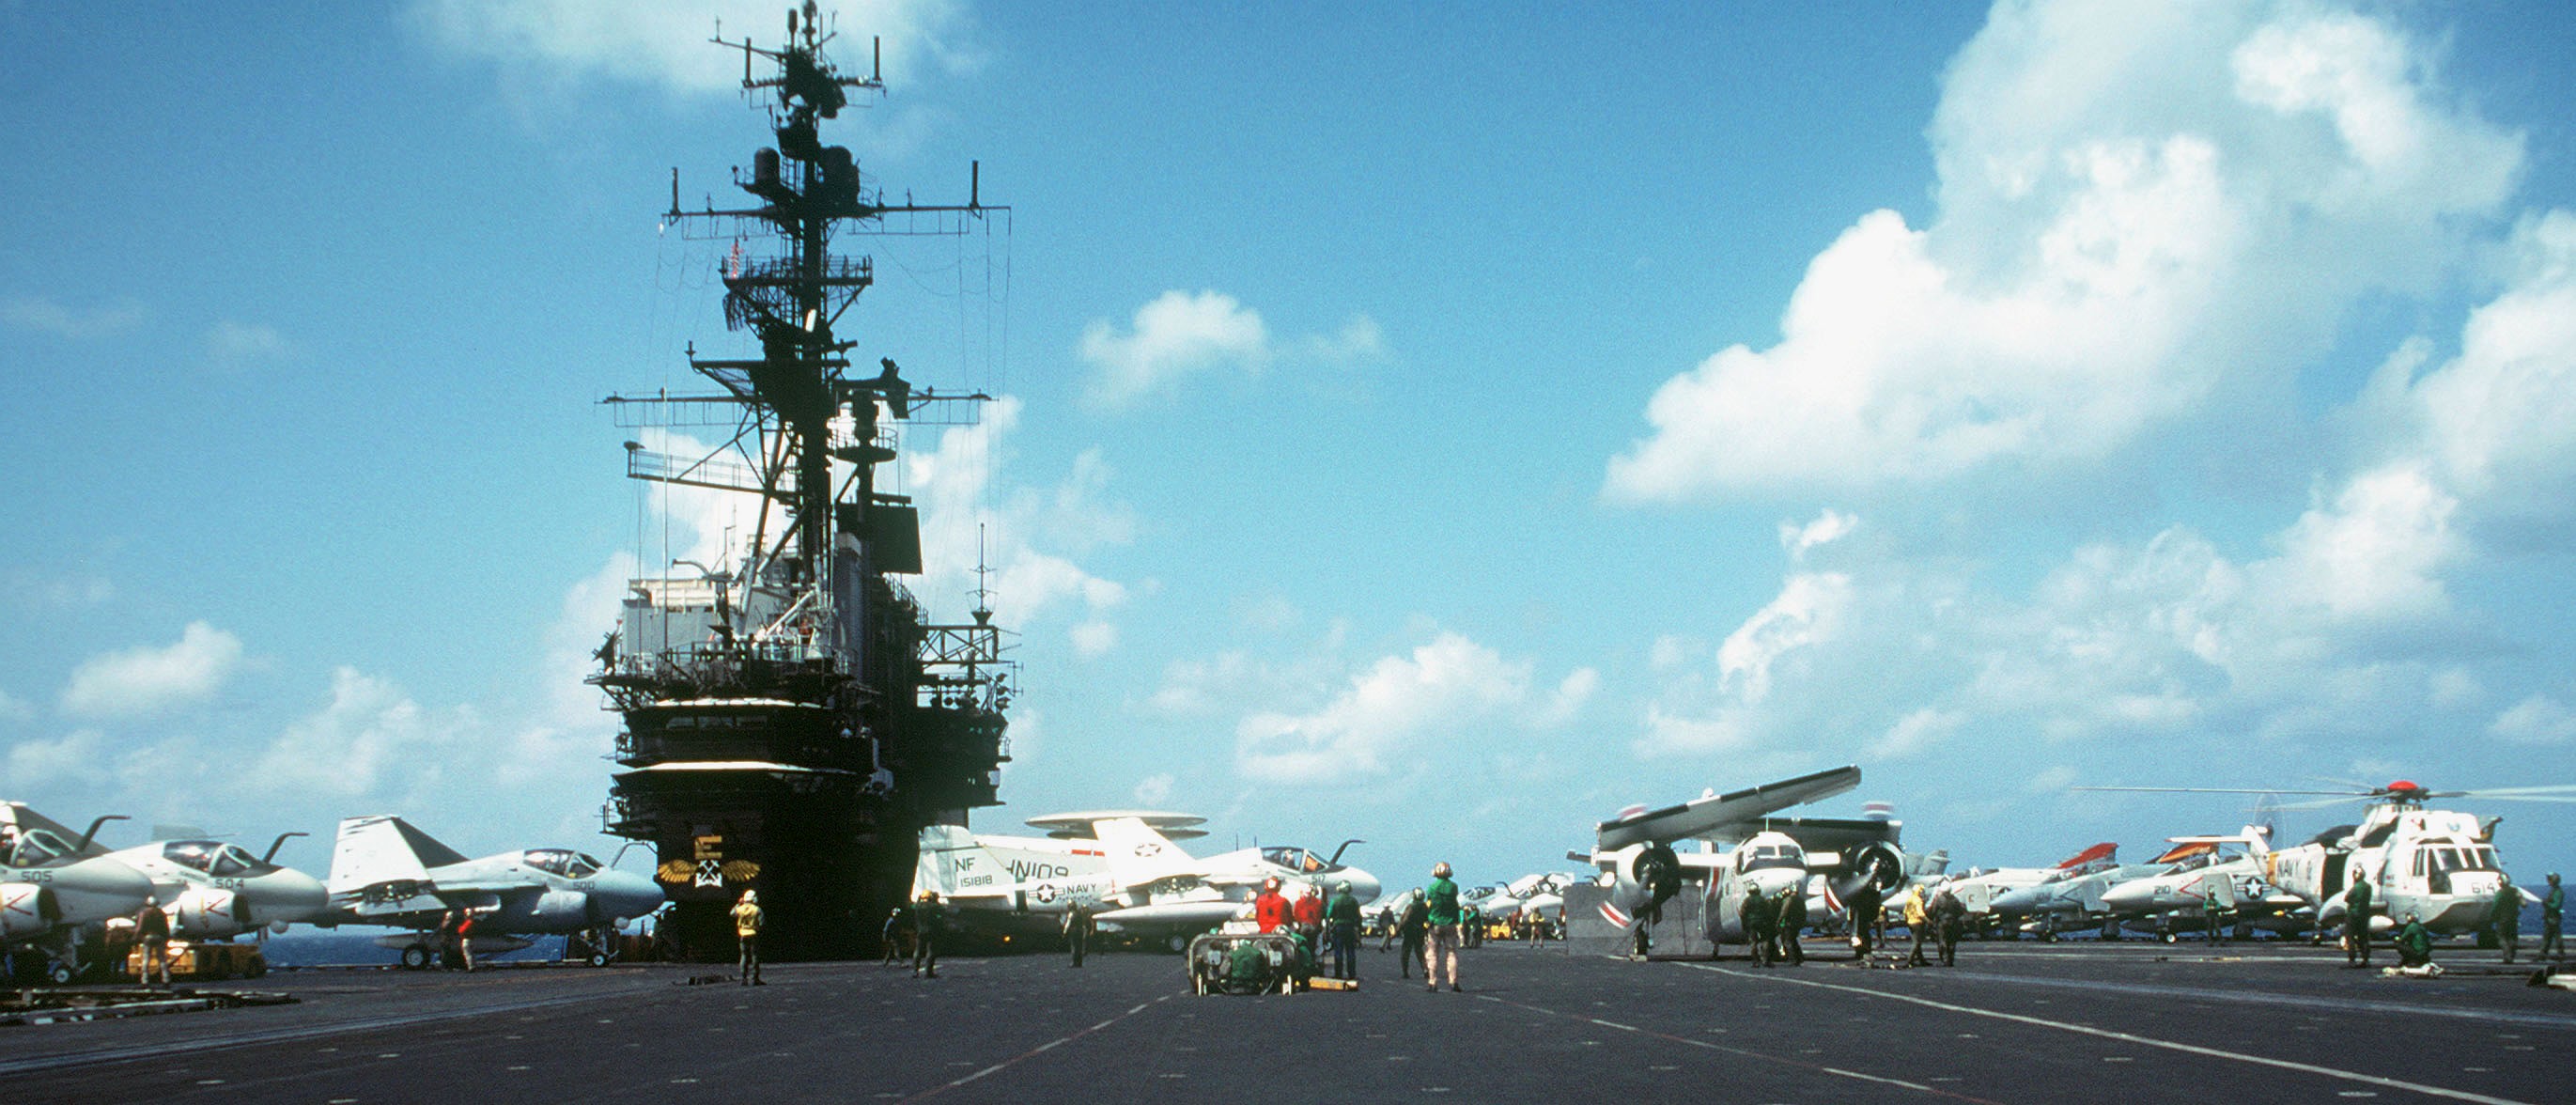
[97,835,329,940]
[1,802,155,983]
[915,810,1382,950]
[314,815,664,968]
[1573,766,1914,958]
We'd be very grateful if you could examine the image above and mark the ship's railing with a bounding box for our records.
[600,637,846,679]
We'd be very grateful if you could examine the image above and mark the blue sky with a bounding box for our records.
[6,1,2575,891]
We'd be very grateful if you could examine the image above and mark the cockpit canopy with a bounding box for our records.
[163,840,272,878]
[523,848,604,879]
[1736,840,1806,873]
[1261,846,1337,875]
[5,828,78,868]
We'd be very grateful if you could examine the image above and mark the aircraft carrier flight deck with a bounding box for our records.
[5,942,2569,1104]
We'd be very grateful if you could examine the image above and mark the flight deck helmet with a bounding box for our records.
[1432,862,1452,879]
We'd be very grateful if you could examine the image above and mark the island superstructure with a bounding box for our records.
[591,4,1014,960]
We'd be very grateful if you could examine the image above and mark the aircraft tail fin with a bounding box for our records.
[327,816,466,896]
[914,824,1011,902]
[2056,842,2118,870]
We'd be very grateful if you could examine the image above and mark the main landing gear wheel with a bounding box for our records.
[46,960,74,985]
[400,943,434,971]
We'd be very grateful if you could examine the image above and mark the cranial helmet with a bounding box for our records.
[1433,862,1452,878]
[741,890,756,903]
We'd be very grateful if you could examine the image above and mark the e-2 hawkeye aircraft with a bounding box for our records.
[914,810,1382,950]
[312,816,664,968]
[1,803,154,983]
[1571,766,1916,958]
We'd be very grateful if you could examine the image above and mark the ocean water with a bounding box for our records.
[254,930,571,969]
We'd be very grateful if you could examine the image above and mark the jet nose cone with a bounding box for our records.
[601,872,665,922]
[56,857,155,924]
[1346,869,1382,904]
[259,869,331,923]
[2099,883,2150,911]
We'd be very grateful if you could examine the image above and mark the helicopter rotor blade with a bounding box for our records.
[2451,785,2576,797]
[2072,786,2364,796]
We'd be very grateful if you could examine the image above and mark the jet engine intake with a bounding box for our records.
[0,883,60,938]
[530,889,596,930]
[170,886,248,938]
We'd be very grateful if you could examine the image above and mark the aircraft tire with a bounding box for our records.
[589,951,610,968]
[45,960,74,986]
[2159,931,2178,944]
[399,944,434,971]
[1168,935,1187,954]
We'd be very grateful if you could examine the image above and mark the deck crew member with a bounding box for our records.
[1063,900,1095,968]
[1397,891,1428,978]
[2395,911,2434,969]
[2541,873,2564,961]
[732,890,765,986]
[2343,879,2374,968]
[881,907,907,966]
[912,891,945,978]
[1253,878,1290,934]
[1777,885,1807,966]
[1903,884,1932,966]
[1327,880,1362,981]
[1742,885,1774,967]
[2491,880,2521,964]
[1932,885,1964,967]
[134,895,172,986]
[1424,863,1464,992]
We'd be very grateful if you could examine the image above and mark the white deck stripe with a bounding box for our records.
[1685,963,2535,1105]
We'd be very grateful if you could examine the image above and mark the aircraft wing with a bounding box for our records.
[1595,766,1862,850]
[1746,816,1901,855]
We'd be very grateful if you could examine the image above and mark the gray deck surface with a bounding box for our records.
[3,940,2569,1103]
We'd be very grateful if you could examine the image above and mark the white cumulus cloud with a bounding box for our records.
[1,295,144,339]
[1606,0,2522,502]
[1234,631,1591,785]
[2491,695,2576,746]
[59,622,245,720]
[1079,290,1385,409]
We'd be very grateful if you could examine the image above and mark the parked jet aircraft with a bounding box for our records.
[1941,843,2118,926]
[1988,856,2177,939]
[96,836,329,940]
[1,803,155,983]
[2085,780,2576,937]
[1573,766,1911,957]
[315,816,664,968]
[914,810,1382,949]
[2095,830,2306,940]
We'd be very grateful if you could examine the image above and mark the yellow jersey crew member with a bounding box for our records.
[733,890,766,986]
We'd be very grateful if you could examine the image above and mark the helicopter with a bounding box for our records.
[2081,780,2576,937]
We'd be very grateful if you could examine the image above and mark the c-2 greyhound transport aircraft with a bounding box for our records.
[314,816,664,968]
[1573,766,1913,957]
[914,810,1382,949]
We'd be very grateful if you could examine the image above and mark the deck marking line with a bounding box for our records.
[0,984,658,1075]
[1928,970,2576,1030]
[897,992,1172,1103]
[1482,992,2006,1104]
[1688,963,2534,1105]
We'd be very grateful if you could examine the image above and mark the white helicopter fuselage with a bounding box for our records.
[2266,804,2513,936]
